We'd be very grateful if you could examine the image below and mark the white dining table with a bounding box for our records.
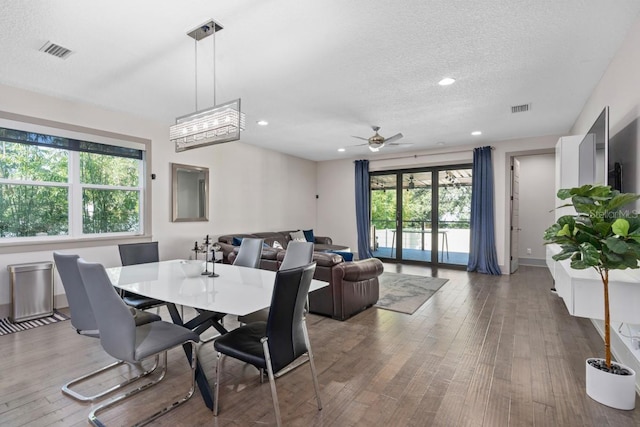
[105,259,327,411]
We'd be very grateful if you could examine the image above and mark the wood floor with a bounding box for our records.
[2,264,640,426]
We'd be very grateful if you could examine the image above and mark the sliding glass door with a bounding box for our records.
[371,165,472,266]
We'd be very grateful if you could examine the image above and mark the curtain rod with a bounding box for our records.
[367,145,495,163]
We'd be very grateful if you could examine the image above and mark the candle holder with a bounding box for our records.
[191,241,203,260]
[202,235,212,275]
[209,243,221,277]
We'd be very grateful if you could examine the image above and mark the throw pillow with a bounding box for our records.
[273,240,284,249]
[290,230,306,242]
[262,242,271,249]
[232,236,244,246]
[303,229,315,242]
[330,250,354,262]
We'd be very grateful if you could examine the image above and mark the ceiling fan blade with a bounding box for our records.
[388,142,413,147]
[351,136,370,141]
[353,142,370,147]
[384,133,403,144]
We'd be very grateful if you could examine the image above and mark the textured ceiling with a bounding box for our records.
[1,1,639,161]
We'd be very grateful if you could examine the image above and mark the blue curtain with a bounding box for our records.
[467,146,502,275]
[355,160,373,259]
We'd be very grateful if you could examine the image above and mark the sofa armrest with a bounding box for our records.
[335,258,384,282]
[217,242,237,264]
[314,236,333,245]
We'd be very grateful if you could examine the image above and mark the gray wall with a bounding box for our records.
[516,153,556,264]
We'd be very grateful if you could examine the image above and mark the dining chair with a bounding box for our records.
[118,242,166,311]
[213,263,322,427]
[233,237,265,268]
[238,241,314,324]
[77,258,200,427]
[53,252,161,402]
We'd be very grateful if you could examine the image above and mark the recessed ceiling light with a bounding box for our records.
[436,141,446,146]
[471,131,482,136]
[438,77,456,86]
[256,120,269,126]
[337,148,346,152]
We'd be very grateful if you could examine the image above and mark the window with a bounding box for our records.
[0,126,146,241]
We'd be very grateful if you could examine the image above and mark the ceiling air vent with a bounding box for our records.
[39,41,73,59]
[511,103,531,114]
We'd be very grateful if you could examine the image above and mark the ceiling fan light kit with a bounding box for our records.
[351,125,411,152]
[170,19,246,152]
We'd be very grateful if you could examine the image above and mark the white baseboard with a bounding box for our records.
[518,257,546,267]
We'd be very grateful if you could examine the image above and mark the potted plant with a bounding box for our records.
[544,184,640,410]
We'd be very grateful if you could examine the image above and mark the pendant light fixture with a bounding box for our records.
[169,19,246,152]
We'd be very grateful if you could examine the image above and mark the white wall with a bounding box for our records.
[318,135,559,271]
[516,154,556,262]
[570,15,640,209]
[0,84,317,313]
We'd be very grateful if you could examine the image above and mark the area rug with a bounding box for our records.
[375,272,448,314]
[0,310,69,336]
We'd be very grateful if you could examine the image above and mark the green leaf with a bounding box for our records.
[557,224,572,237]
[605,236,630,254]
[557,188,573,200]
[579,242,600,266]
[612,218,630,237]
[593,222,612,237]
[604,250,623,263]
[607,194,640,211]
[543,224,562,242]
[552,245,578,261]
[570,259,591,269]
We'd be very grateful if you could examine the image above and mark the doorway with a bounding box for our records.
[370,165,472,266]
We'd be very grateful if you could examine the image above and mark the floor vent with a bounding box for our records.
[39,41,73,59]
[511,103,531,114]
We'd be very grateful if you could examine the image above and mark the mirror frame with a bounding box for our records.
[171,162,209,222]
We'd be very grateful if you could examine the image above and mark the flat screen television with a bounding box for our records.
[579,106,609,187]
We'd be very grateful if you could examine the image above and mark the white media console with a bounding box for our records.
[549,135,640,390]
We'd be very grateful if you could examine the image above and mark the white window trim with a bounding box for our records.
[0,110,153,253]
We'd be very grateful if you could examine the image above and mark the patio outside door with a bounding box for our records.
[400,172,434,262]
[371,166,472,266]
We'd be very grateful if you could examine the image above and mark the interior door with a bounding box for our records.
[510,158,521,273]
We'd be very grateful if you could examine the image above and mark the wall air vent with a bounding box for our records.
[511,103,531,114]
[39,41,73,59]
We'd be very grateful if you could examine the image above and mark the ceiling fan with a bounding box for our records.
[351,126,411,152]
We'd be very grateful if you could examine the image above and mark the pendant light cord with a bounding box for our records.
[212,24,216,106]
[194,37,198,111]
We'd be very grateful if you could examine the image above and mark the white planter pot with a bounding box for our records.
[585,358,636,410]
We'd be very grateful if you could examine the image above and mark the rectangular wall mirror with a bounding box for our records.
[172,163,209,222]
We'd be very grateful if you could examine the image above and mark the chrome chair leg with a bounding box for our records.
[303,319,323,410]
[88,341,197,427]
[262,338,282,427]
[62,355,159,402]
[214,352,224,416]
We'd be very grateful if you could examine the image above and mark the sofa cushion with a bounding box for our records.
[261,248,281,260]
[315,243,350,252]
[303,229,315,242]
[328,250,354,261]
[290,230,306,242]
[254,231,290,249]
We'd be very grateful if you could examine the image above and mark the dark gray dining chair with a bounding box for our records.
[233,238,264,268]
[238,241,314,324]
[118,242,166,311]
[77,258,200,426]
[53,252,161,402]
[213,263,322,427]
